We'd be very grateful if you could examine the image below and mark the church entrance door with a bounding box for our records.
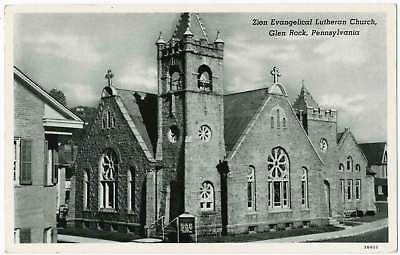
[323,180,331,217]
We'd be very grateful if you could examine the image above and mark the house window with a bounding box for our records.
[346,179,353,201]
[197,65,212,91]
[13,138,21,184]
[44,140,57,186]
[340,179,345,201]
[127,167,135,211]
[43,227,53,243]
[247,165,256,210]
[346,156,353,171]
[377,185,383,195]
[19,139,32,185]
[339,163,344,172]
[355,164,361,172]
[301,167,308,208]
[83,170,89,209]
[267,147,290,209]
[200,181,214,211]
[99,149,118,209]
[355,179,361,200]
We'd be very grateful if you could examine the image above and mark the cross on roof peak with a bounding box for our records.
[270,66,281,84]
[105,69,114,87]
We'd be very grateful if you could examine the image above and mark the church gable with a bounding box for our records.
[337,129,368,172]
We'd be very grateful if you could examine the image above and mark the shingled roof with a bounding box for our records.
[293,84,319,111]
[224,88,269,153]
[172,13,209,42]
[359,142,386,166]
[116,88,158,156]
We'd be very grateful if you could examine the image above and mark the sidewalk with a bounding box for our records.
[251,218,388,243]
[58,234,120,243]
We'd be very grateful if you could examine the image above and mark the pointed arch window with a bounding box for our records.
[346,156,353,171]
[170,69,182,91]
[102,109,115,129]
[301,167,308,208]
[271,106,287,129]
[200,181,214,211]
[127,167,135,211]
[197,65,212,91]
[339,163,344,172]
[83,170,89,209]
[99,149,118,209]
[247,165,256,210]
[267,147,290,209]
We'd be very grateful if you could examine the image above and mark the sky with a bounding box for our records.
[14,12,387,142]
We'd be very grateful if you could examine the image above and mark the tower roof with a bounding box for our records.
[293,82,319,110]
[171,13,209,42]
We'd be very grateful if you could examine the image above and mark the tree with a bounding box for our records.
[49,89,67,106]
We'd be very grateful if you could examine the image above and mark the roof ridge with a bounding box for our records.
[115,87,157,95]
[224,88,267,96]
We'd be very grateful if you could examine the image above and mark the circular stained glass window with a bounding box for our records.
[198,125,212,142]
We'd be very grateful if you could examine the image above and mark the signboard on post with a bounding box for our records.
[177,212,196,242]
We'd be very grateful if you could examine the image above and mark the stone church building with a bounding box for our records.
[69,13,376,237]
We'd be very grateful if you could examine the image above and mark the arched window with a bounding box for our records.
[200,181,214,211]
[247,165,256,210]
[127,167,135,211]
[339,163,344,171]
[197,65,212,91]
[83,170,89,209]
[355,164,361,172]
[267,147,290,209]
[170,71,181,91]
[301,167,308,208]
[102,111,107,129]
[271,106,287,130]
[102,110,115,129]
[346,156,353,171]
[99,149,118,209]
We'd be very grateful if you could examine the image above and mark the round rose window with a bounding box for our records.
[198,125,212,142]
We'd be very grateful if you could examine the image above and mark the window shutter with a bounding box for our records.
[52,150,58,185]
[20,228,31,243]
[20,139,32,185]
[44,140,48,185]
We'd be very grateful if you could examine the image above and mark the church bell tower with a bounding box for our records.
[155,13,225,234]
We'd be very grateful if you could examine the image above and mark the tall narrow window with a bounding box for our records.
[355,179,361,200]
[267,147,290,209]
[99,149,118,209]
[102,111,107,129]
[197,65,212,91]
[170,71,181,91]
[276,109,281,129]
[340,179,345,201]
[20,139,32,185]
[13,138,21,184]
[14,228,20,243]
[338,163,344,172]
[301,167,308,208]
[127,168,135,211]
[346,179,353,201]
[83,170,89,209]
[355,164,361,172]
[43,227,53,243]
[270,116,274,128]
[200,181,214,211]
[247,165,256,210]
[346,156,353,171]
[282,117,287,128]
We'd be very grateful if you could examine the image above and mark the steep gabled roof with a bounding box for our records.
[293,84,319,111]
[14,66,84,129]
[224,88,269,154]
[115,88,158,158]
[359,142,387,166]
[172,13,209,42]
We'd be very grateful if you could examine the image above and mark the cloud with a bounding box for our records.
[116,58,157,92]
[22,32,103,64]
[61,82,99,107]
[313,38,367,66]
[319,93,367,115]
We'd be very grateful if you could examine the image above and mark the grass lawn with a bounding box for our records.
[58,227,141,242]
[197,225,343,243]
[354,211,388,223]
[314,227,388,243]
